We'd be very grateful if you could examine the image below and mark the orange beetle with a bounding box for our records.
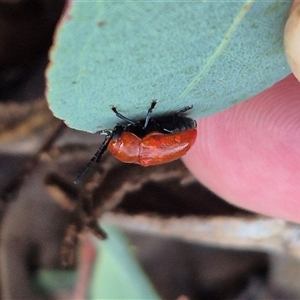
[75,101,197,183]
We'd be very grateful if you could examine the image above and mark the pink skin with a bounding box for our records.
[183,74,300,223]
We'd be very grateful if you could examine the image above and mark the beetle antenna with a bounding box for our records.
[74,133,113,184]
[143,100,157,129]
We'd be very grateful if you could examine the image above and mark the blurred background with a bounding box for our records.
[0,1,299,299]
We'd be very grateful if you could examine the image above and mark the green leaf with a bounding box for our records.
[47,1,291,133]
[88,225,160,299]
[35,269,76,296]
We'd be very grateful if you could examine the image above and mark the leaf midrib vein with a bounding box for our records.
[176,0,255,104]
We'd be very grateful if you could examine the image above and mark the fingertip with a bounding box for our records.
[183,75,300,222]
[284,1,300,81]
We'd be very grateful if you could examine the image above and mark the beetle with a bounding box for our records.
[74,101,197,184]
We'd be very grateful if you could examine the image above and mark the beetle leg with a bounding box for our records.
[169,105,194,130]
[177,105,193,114]
[149,118,173,133]
[95,129,112,135]
[111,106,136,125]
[143,100,157,129]
[74,133,113,184]
[156,104,194,133]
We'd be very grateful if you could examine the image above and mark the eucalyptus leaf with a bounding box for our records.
[47,1,291,133]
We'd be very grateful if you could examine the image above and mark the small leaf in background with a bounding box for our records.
[88,225,160,299]
[47,1,291,133]
[36,226,160,299]
[35,269,76,297]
